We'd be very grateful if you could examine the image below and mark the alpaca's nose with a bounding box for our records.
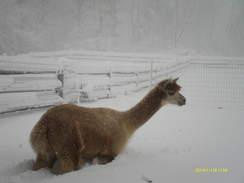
[178,95,186,106]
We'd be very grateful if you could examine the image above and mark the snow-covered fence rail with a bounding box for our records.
[0,58,69,114]
[67,57,189,101]
[0,56,73,114]
[0,52,189,114]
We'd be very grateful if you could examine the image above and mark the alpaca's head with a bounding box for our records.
[157,78,186,106]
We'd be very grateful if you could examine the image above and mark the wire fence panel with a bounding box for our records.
[181,59,244,109]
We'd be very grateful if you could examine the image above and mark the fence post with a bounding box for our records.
[150,61,153,87]
[57,69,64,98]
[75,73,80,104]
[56,58,65,98]
[108,62,112,98]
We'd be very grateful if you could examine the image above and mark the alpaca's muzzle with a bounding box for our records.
[178,94,186,106]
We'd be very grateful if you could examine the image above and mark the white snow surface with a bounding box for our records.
[0,90,243,183]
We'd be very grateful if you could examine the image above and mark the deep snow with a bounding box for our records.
[0,90,243,183]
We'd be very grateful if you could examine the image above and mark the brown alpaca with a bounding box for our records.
[30,78,185,174]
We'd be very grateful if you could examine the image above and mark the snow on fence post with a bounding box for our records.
[56,60,65,98]
[75,73,81,105]
[57,70,64,98]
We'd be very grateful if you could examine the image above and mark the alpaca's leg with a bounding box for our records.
[95,155,115,164]
[33,154,46,170]
[48,121,85,174]
[76,157,86,170]
[47,153,56,168]
[51,156,74,174]
[33,153,55,170]
[51,153,85,174]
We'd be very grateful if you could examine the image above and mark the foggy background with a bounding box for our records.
[1,0,244,56]
[0,1,244,183]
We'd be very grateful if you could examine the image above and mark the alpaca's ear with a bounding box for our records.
[159,79,171,90]
[173,77,179,83]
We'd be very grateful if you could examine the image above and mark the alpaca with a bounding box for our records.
[30,78,185,174]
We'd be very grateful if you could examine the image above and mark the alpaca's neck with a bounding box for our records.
[124,87,167,133]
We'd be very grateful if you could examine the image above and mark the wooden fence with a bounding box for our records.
[0,52,190,114]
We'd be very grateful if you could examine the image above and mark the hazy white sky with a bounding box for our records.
[0,0,244,56]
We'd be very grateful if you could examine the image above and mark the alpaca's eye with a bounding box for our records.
[168,91,175,96]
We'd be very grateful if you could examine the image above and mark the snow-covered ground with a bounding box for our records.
[0,89,243,183]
